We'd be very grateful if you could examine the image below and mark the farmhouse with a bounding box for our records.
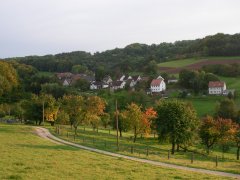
[103,75,113,84]
[111,81,126,90]
[150,76,166,93]
[208,81,226,95]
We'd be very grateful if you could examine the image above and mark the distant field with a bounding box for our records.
[158,56,240,74]
[158,58,205,68]
[0,124,229,180]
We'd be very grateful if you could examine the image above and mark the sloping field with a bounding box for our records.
[159,57,240,74]
[0,124,230,180]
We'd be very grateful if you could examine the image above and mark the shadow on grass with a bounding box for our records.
[17,144,79,151]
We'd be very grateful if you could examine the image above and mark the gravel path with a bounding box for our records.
[35,127,240,179]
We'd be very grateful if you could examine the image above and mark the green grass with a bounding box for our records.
[0,124,231,180]
[158,56,240,68]
[185,96,222,117]
[219,76,240,92]
[48,124,240,175]
[158,58,204,68]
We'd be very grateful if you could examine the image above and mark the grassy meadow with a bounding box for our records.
[0,124,233,180]
[158,56,240,68]
[158,58,204,68]
[48,124,240,175]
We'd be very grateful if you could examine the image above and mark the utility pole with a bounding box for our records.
[42,101,45,126]
[116,99,119,150]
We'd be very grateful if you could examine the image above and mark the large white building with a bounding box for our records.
[150,76,166,93]
[208,81,226,95]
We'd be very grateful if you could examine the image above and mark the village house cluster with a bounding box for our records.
[56,72,233,96]
[56,72,171,94]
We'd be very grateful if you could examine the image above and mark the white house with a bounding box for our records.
[63,79,71,86]
[90,82,102,90]
[208,81,226,95]
[150,78,166,93]
[119,75,132,82]
[111,81,126,90]
[103,76,113,84]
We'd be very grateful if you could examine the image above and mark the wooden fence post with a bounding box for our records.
[191,153,194,164]
[168,150,170,160]
[216,156,218,167]
[146,147,149,156]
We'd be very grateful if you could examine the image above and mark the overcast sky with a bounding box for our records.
[0,0,239,58]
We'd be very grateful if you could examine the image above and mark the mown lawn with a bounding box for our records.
[49,123,240,175]
[0,124,231,180]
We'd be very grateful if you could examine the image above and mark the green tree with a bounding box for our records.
[73,79,90,91]
[71,65,88,74]
[156,100,199,154]
[101,113,110,128]
[56,110,70,125]
[0,61,19,96]
[216,118,237,158]
[61,95,84,134]
[215,99,237,121]
[199,116,220,154]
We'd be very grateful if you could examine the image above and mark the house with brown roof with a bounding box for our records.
[208,81,226,95]
[150,76,166,93]
[111,81,126,90]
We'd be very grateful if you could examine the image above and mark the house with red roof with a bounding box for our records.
[150,76,166,93]
[208,81,226,95]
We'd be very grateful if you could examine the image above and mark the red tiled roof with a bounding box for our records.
[151,79,162,86]
[208,81,225,88]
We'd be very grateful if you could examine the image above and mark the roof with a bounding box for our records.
[91,81,102,86]
[112,81,124,86]
[208,81,225,88]
[56,72,73,79]
[151,79,162,86]
[132,75,140,81]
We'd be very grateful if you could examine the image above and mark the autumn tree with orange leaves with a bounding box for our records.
[122,103,157,142]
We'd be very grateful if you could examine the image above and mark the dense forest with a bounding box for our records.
[5,33,240,76]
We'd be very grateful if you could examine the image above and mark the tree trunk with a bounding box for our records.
[133,127,137,143]
[171,141,175,154]
[237,146,240,160]
[74,127,77,135]
[177,144,180,152]
[207,146,210,154]
[119,129,122,137]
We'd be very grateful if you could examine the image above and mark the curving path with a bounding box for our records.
[35,127,240,179]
